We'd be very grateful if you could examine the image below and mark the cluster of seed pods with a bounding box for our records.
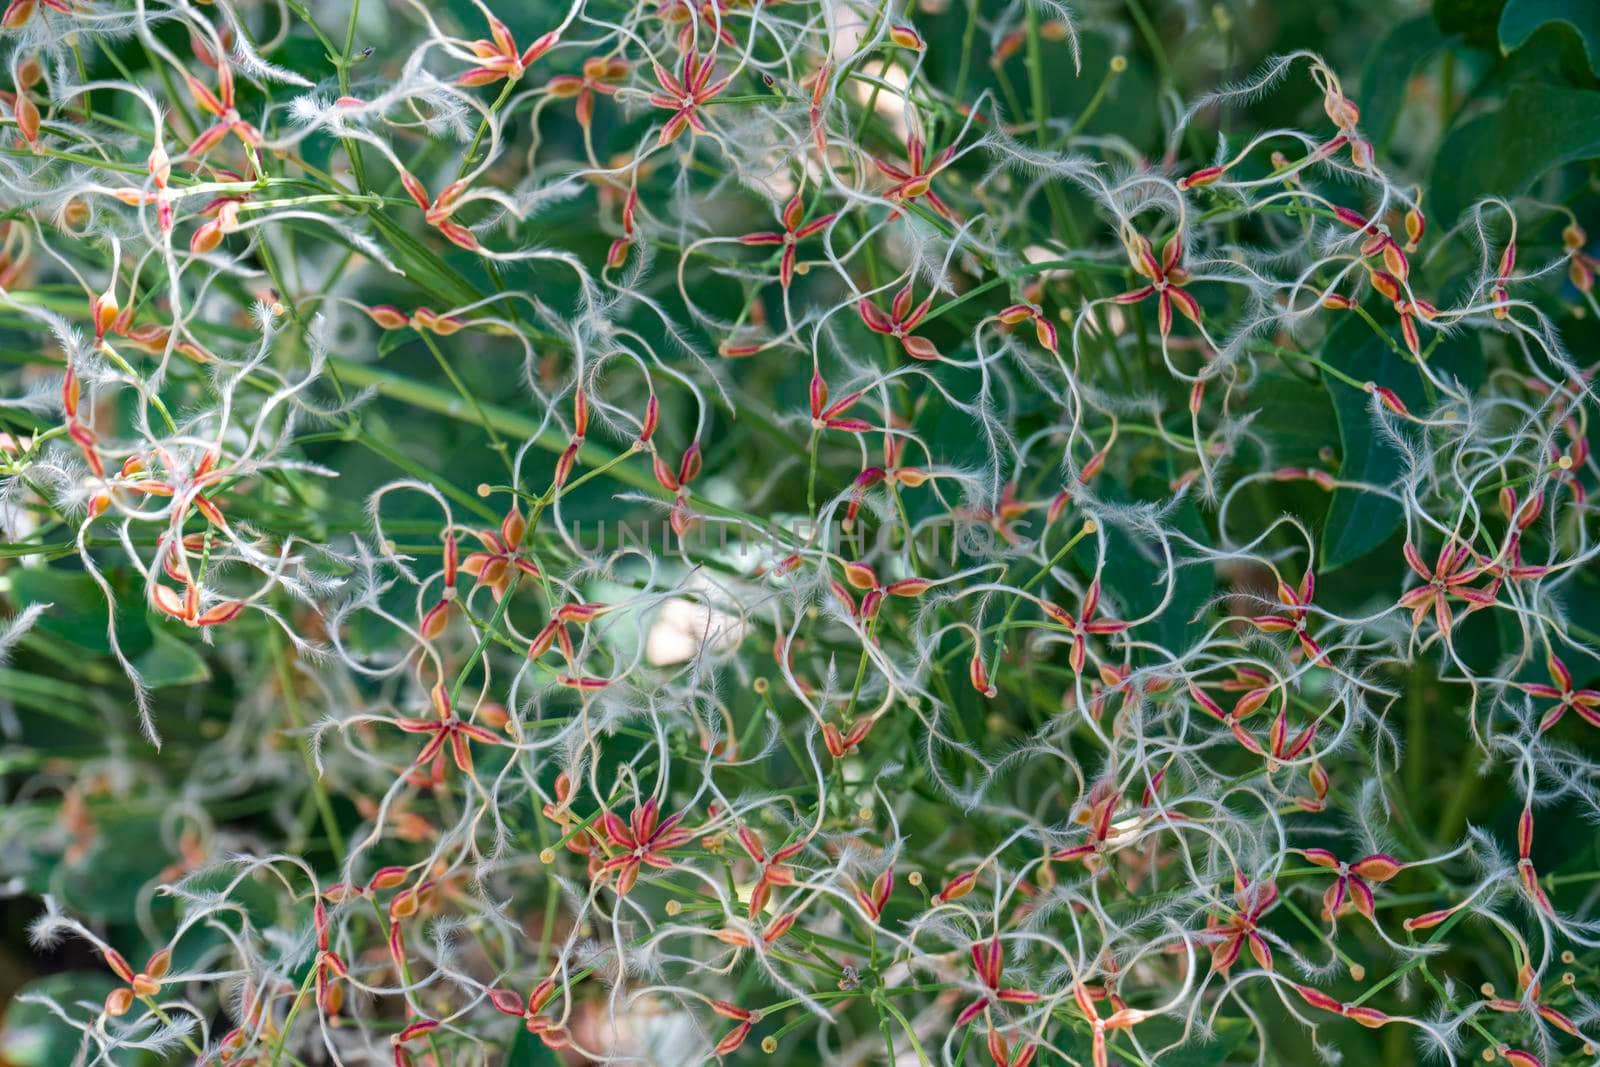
[1,1,1598,1066]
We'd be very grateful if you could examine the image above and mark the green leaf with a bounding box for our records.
[134,629,212,689]
[1434,0,1509,48]
[1429,83,1600,226]
[1247,371,1338,469]
[0,974,127,1067]
[1319,318,1424,570]
[6,565,152,658]
[1555,573,1600,687]
[1360,15,1448,150]
[1499,0,1600,76]
[506,1029,560,1067]
[1148,1017,1253,1066]
[1057,1016,1251,1067]
[1078,477,1215,655]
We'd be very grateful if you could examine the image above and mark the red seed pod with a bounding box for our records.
[713,1022,752,1055]
[190,219,225,254]
[677,441,702,486]
[1572,255,1595,293]
[842,561,877,590]
[105,987,135,1016]
[1380,240,1409,282]
[1492,284,1510,319]
[420,600,451,639]
[1402,905,1458,932]
[195,599,245,627]
[1368,384,1409,417]
[527,620,561,660]
[1515,491,1543,529]
[365,304,411,330]
[640,392,659,442]
[573,388,589,438]
[395,1019,439,1045]
[103,948,136,983]
[488,987,525,1016]
[1034,315,1059,353]
[62,363,80,417]
[389,886,419,919]
[894,466,930,488]
[13,89,39,146]
[886,577,933,597]
[607,237,630,269]
[1404,206,1426,250]
[934,869,978,903]
[652,452,679,492]
[821,721,846,758]
[92,288,120,340]
[1349,854,1402,882]
[554,440,580,487]
[969,651,996,698]
[556,601,610,624]
[1333,206,1372,233]
[1178,164,1225,190]
[761,911,796,943]
[1291,984,1343,1014]
[2,0,36,28]
[887,23,924,50]
[808,372,828,423]
[1342,1005,1390,1029]
[437,221,479,251]
[1498,242,1517,281]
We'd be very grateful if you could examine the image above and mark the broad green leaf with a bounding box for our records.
[506,1029,560,1066]
[1077,476,1215,655]
[134,629,212,689]
[1499,0,1600,76]
[1556,573,1600,687]
[1360,15,1448,150]
[1434,0,1509,47]
[0,974,127,1067]
[1147,1017,1253,1066]
[1429,84,1600,226]
[1247,371,1339,469]
[53,810,170,922]
[1319,318,1424,570]
[6,566,153,659]
[1056,1016,1251,1067]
